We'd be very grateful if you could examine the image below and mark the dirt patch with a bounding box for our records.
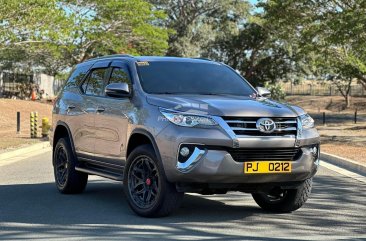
[346,126,366,131]
[0,99,52,150]
[321,144,366,164]
[285,95,366,113]
[286,95,366,164]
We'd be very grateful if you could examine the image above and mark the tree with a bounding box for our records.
[149,0,312,87]
[203,22,305,86]
[149,0,299,86]
[0,0,169,75]
[149,0,250,57]
[259,0,366,90]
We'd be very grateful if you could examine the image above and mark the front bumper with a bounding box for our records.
[156,123,320,184]
[170,145,318,183]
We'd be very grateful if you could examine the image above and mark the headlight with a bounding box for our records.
[160,109,217,127]
[300,114,315,129]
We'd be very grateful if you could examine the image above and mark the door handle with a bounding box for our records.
[67,105,76,114]
[85,108,95,113]
[96,106,105,113]
[67,105,76,110]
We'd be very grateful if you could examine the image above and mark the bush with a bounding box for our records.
[264,82,286,101]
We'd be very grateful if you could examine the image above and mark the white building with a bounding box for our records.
[0,71,62,98]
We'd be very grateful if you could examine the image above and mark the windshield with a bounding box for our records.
[136,61,255,96]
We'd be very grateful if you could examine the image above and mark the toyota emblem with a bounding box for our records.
[256,118,276,133]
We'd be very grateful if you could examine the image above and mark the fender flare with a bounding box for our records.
[127,128,162,163]
[54,121,76,157]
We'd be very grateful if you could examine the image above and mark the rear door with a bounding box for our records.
[93,60,133,166]
[63,64,94,156]
[74,61,110,159]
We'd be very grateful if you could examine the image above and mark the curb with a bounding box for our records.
[321,152,366,176]
[0,142,50,161]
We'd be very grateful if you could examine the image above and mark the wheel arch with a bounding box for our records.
[126,128,162,163]
[53,121,76,162]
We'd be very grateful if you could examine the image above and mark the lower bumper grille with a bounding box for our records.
[226,148,302,162]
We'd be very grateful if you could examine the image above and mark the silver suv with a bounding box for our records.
[51,55,320,217]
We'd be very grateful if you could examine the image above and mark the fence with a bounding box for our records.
[0,71,62,98]
[0,72,35,98]
[282,83,366,97]
[310,112,366,125]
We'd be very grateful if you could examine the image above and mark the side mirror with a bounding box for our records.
[256,87,271,98]
[105,82,130,98]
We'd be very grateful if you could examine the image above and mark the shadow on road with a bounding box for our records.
[0,173,365,240]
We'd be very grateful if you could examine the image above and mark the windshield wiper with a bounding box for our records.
[152,92,244,96]
[152,92,191,95]
[197,93,240,96]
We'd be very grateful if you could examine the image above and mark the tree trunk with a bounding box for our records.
[345,94,351,108]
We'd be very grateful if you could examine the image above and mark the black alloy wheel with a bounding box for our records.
[53,137,88,194]
[124,144,184,217]
[55,145,69,188]
[128,155,160,209]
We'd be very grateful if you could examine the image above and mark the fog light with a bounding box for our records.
[180,147,190,157]
[310,146,318,155]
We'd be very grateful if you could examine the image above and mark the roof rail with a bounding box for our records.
[84,54,134,62]
[193,57,212,61]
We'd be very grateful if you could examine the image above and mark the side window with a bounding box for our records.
[108,67,131,86]
[82,68,108,96]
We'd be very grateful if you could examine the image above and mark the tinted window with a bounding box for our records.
[66,64,91,86]
[82,68,107,96]
[108,67,131,85]
[137,61,255,96]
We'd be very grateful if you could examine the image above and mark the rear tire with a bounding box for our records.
[252,178,312,213]
[124,144,184,217]
[53,137,88,194]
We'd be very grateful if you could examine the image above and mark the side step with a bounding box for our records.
[75,166,123,181]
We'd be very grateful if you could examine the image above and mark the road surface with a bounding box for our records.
[0,150,365,240]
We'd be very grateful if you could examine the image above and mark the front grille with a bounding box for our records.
[223,117,297,136]
[226,148,302,162]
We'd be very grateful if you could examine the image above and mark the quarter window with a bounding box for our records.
[65,64,91,87]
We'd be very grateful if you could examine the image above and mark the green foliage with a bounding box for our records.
[149,0,251,57]
[260,0,366,88]
[204,22,304,86]
[149,0,300,87]
[264,82,286,101]
[2,0,366,101]
[0,0,169,75]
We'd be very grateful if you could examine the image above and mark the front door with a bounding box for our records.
[93,61,133,166]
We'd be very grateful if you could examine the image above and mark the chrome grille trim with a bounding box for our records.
[231,127,296,131]
[225,120,256,124]
[222,117,298,136]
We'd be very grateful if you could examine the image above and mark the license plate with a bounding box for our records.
[244,161,292,174]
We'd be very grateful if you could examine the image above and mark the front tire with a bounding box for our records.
[53,137,88,194]
[252,178,312,213]
[124,144,184,217]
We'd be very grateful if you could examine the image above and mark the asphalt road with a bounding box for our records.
[0,151,365,240]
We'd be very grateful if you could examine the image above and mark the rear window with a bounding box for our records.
[136,61,255,96]
[81,68,108,96]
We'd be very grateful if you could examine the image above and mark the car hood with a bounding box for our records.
[146,94,305,117]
